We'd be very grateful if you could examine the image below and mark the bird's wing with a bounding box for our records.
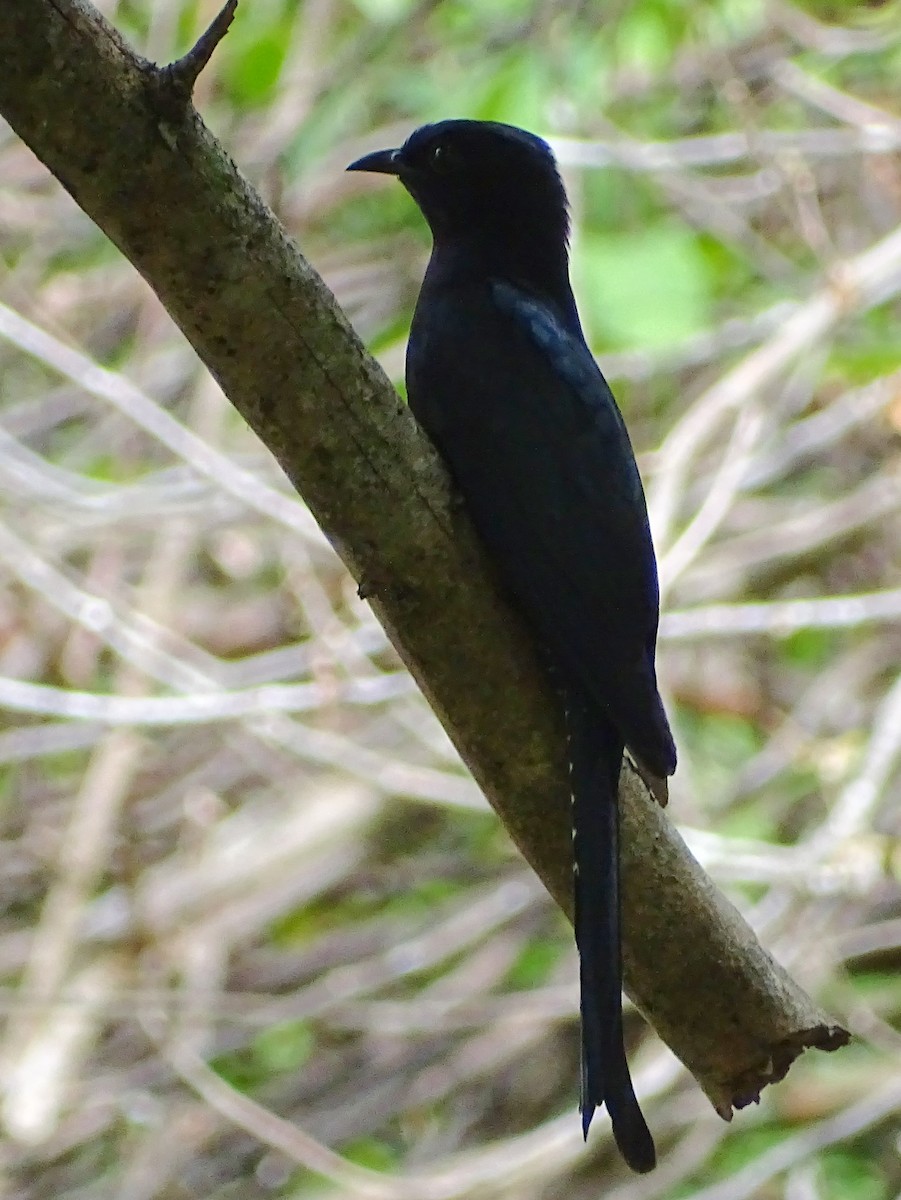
[407,278,674,776]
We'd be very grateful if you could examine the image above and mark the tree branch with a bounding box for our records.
[0,0,848,1120]
[154,0,238,108]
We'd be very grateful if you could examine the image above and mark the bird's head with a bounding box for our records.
[347,120,570,255]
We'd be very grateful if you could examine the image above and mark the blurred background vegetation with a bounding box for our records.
[1,0,901,1196]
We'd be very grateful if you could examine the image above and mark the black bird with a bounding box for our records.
[348,120,675,1173]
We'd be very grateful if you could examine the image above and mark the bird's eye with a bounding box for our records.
[429,143,455,172]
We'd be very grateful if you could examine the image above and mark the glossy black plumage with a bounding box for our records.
[348,120,675,1173]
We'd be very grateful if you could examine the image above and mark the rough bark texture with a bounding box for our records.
[0,0,848,1118]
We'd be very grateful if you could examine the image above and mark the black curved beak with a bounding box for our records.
[346,147,402,176]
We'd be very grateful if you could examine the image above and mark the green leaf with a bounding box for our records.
[614,5,677,73]
[574,224,713,349]
[344,1136,402,1171]
[820,1149,887,1200]
[252,1021,314,1074]
[223,28,289,107]
[781,627,839,668]
[507,937,564,989]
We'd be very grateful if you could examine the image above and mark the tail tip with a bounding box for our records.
[581,1101,656,1173]
[581,1103,593,1141]
[613,1119,657,1174]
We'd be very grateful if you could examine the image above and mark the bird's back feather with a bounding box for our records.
[408,274,676,779]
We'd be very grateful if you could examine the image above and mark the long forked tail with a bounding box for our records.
[565,685,656,1174]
